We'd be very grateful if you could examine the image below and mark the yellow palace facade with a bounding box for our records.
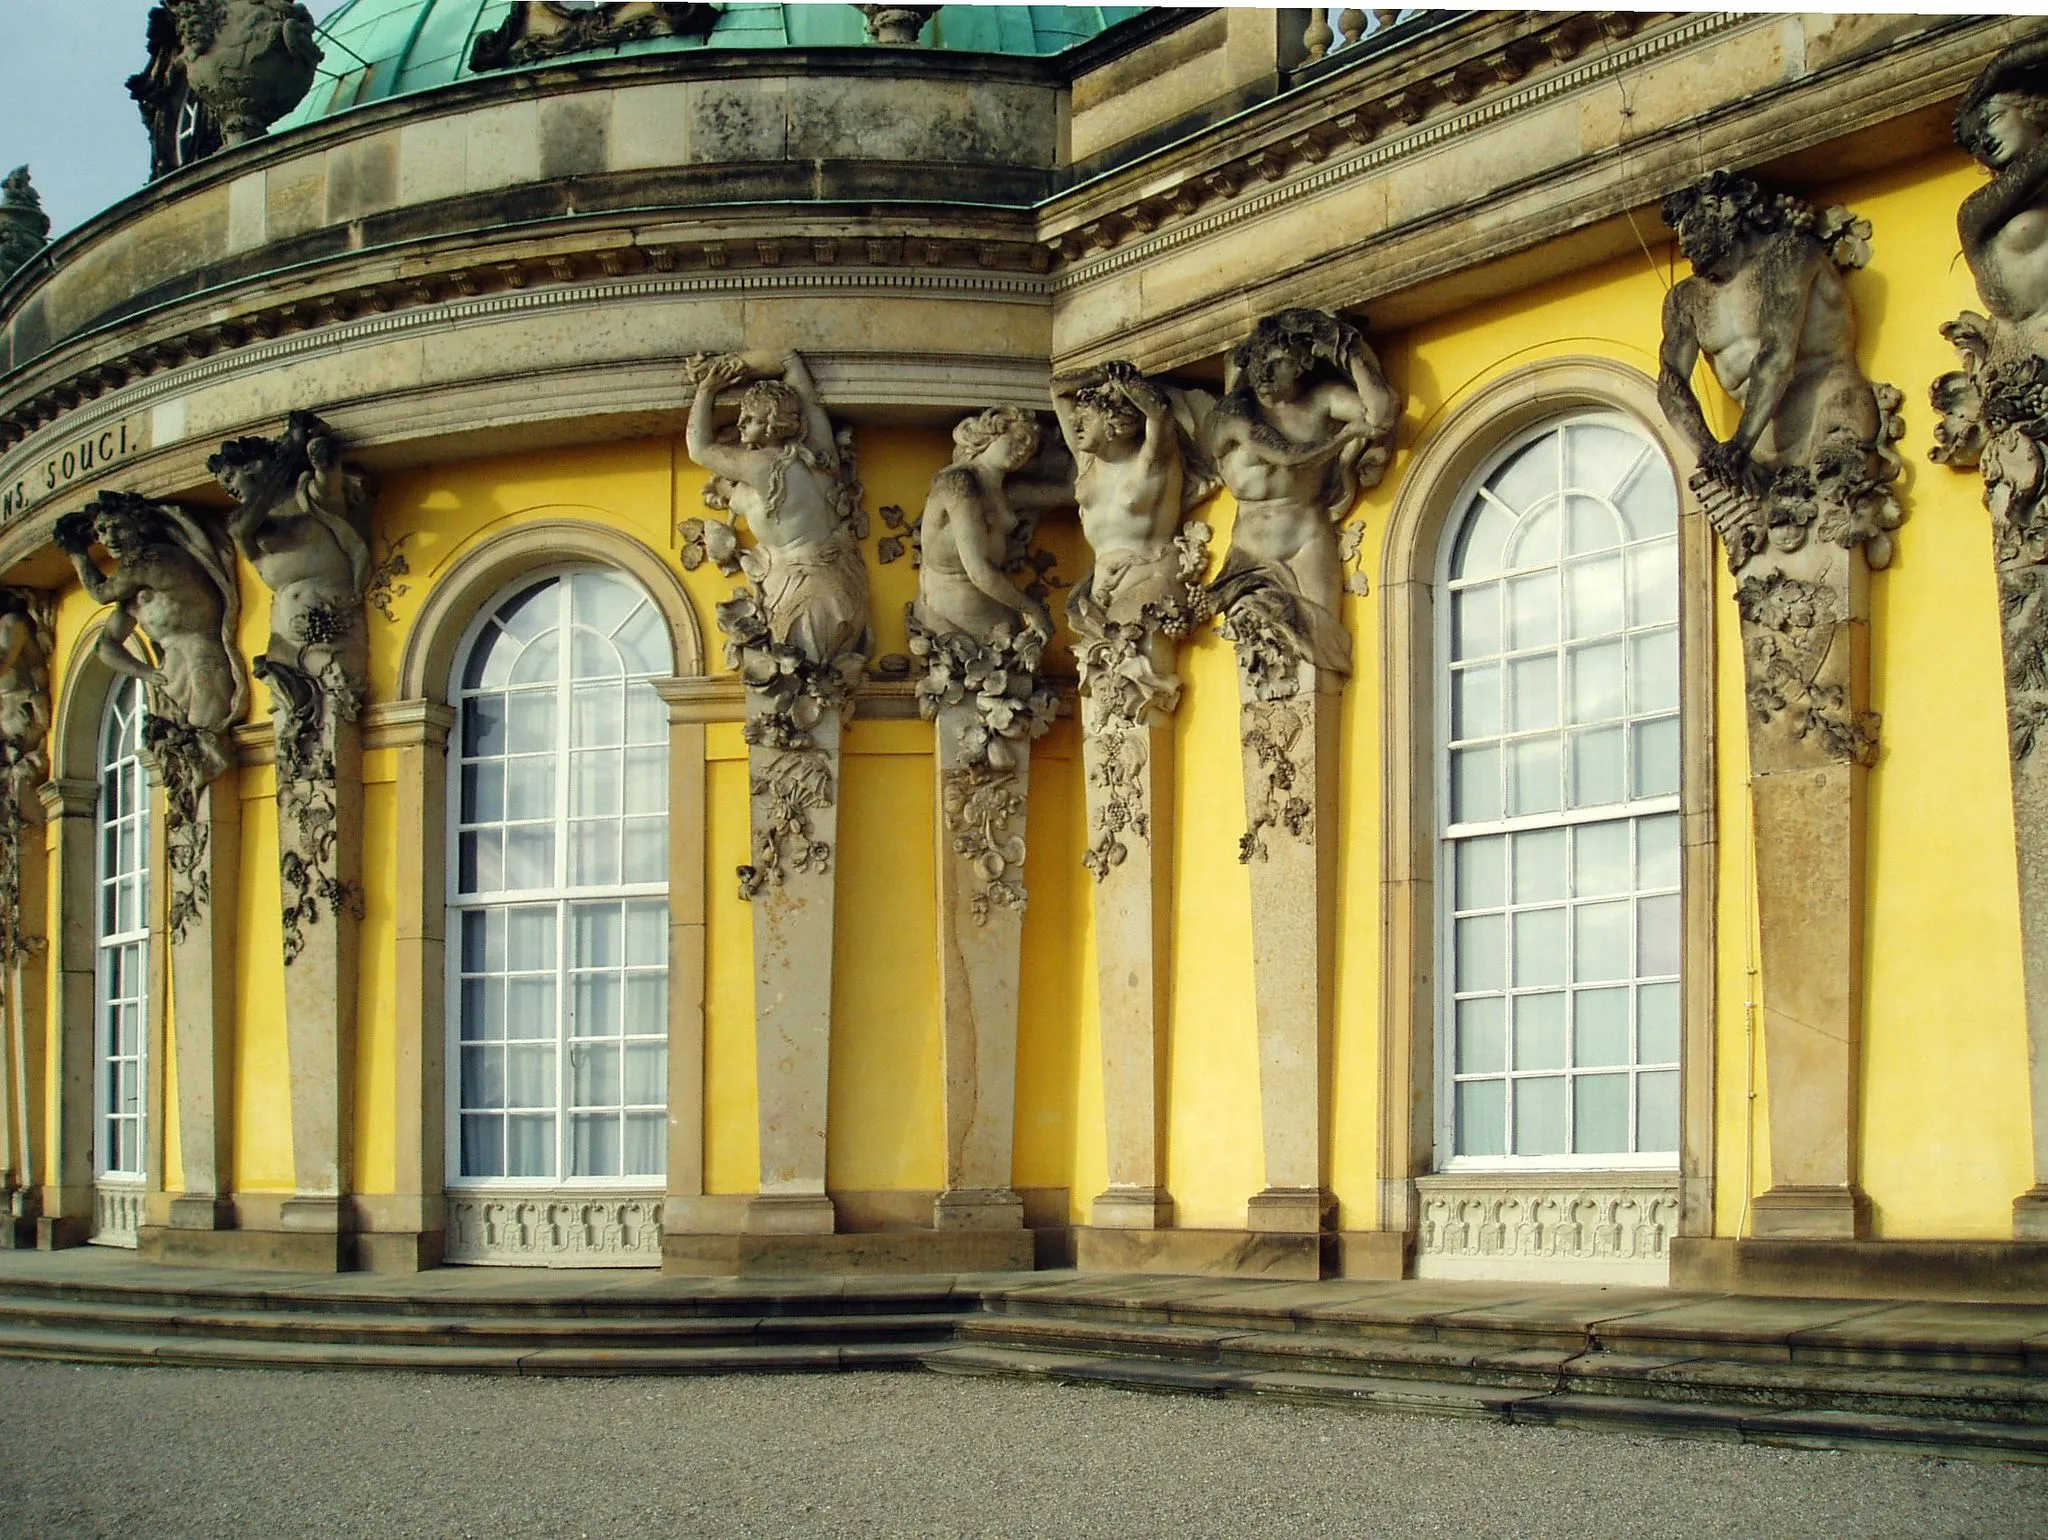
[0,2,2044,1302]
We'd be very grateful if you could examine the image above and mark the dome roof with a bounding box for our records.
[275,2,1143,131]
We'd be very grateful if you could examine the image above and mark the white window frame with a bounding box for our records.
[442,565,673,1195]
[93,676,150,1187]
[1432,411,1683,1175]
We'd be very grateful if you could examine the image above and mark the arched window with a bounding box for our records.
[93,675,149,1244]
[447,569,672,1189]
[1438,416,1681,1167]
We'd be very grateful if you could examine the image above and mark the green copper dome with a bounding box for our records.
[274,2,1144,131]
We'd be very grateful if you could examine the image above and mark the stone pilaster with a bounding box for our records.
[160,769,239,1232]
[1084,711,1174,1229]
[36,778,96,1247]
[274,695,361,1239]
[1237,663,1338,1235]
[742,697,841,1236]
[933,701,1027,1231]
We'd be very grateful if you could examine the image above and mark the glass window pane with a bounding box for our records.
[572,974,622,1039]
[1512,828,1566,903]
[1456,1079,1506,1158]
[624,976,666,1037]
[505,758,553,821]
[1566,424,1648,501]
[461,1114,503,1178]
[1454,836,1506,912]
[625,901,667,968]
[497,580,557,643]
[1453,664,1501,740]
[1628,539,1678,626]
[1456,997,1506,1074]
[1574,987,1631,1067]
[573,904,623,967]
[465,627,513,690]
[508,629,560,687]
[461,908,497,972]
[1514,991,1566,1069]
[623,1112,666,1178]
[1452,585,1501,659]
[571,628,625,681]
[571,822,622,887]
[1565,495,1622,556]
[572,1043,621,1106]
[1618,460,1679,538]
[506,1044,554,1107]
[1639,982,1681,1064]
[1514,1076,1567,1156]
[1513,907,1567,987]
[460,977,503,1042]
[1487,438,1557,516]
[1638,814,1681,891]
[570,570,640,635]
[506,1114,555,1178]
[505,978,555,1041]
[571,1113,620,1178]
[1573,901,1630,983]
[621,819,668,884]
[504,826,553,890]
[1452,498,1514,581]
[627,682,669,745]
[1569,727,1625,808]
[1455,914,1505,993]
[624,747,666,816]
[572,684,625,747]
[572,749,622,817]
[1637,1069,1679,1152]
[1631,629,1679,714]
[1507,654,1558,732]
[1638,894,1681,977]
[1507,573,1557,648]
[1574,1074,1630,1155]
[459,830,502,894]
[615,607,670,677]
[1507,500,1560,569]
[462,762,505,824]
[624,1042,668,1104]
[507,691,555,754]
[1632,716,1680,798]
[1451,746,1501,824]
[461,1046,504,1109]
[507,905,556,962]
[1565,554,1624,639]
[463,695,507,757]
[1508,736,1561,816]
[1567,641,1625,724]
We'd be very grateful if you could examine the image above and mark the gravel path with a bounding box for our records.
[3,1361,2046,1539]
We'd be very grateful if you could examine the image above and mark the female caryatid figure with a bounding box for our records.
[1201,307,1399,679]
[913,406,1063,653]
[685,351,872,680]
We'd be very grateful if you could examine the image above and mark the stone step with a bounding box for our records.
[0,1294,959,1352]
[955,1313,2048,1426]
[922,1345,2048,1463]
[0,1322,928,1375]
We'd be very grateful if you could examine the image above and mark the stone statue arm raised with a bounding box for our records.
[774,351,840,473]
[928,475,1054,641]
[1336,329,1400,443]
[1657,280,1723,469]
[53,536,159,688]
[683,353,755,483]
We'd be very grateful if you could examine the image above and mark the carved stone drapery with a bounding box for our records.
[1199,307,1399,1235]
[1054,360,1218,1229]
[212,410,371,1238]
[58,490,247,1232]
[469,2,720,72]
[0,588,52,1244]
[0,169,50,287]
[1933,38,2048,1239]
[913,407,1066,1230]
[683,351,872,1234]
[131,1,321,175]
[1658,171,1906,1240]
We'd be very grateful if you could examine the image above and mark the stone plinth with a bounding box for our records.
[165,774,239,1232]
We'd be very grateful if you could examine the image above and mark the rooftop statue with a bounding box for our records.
[470,2,720,71]
[131,1,321,178]
[0,168,50,286]
[1201,307,1398,684]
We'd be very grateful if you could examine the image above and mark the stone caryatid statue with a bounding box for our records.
[914,405,1068,1238]
[683,350,872,896]
[0,168,50,286]
[1052,360,1216,1231]
[1931,37,2048,1238]
[55,492,246,802]
[1658,170,1904,766]
[683,349,873,1237]
[0,587,52,1223]
[1657,169,1905,1243]
[1201,306,1398,693]
[131,1,320,176]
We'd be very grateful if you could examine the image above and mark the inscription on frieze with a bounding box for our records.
[0,416,152,523]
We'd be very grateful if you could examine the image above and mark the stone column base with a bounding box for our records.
[1247,1186,1336,1234]
[2014,1185,2048,1240]
[742,1193,836,1235]
[0,1191,35,1250]
[167,1194,234,1230]
[663,1228,1034,1277]
[933,1188,1024,1229]
[1090,1186,1175,1229]
[280,1195,350,1233]
[1749,1184,1870,1240]
[35,1214,88,1250]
